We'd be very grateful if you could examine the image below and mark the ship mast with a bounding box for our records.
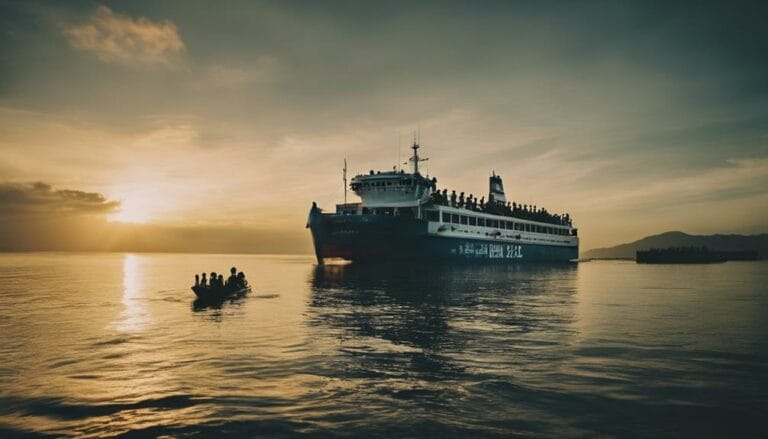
[343,158,348,204]
[408,139,428,175]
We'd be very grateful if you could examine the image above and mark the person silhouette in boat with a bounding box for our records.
[237,272,248,288]
[210,272,217,289]
[226,267,238,288]
[200,273,207,287]
[217,274,224,288]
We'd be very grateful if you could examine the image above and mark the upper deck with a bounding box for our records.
[331,139,577,247]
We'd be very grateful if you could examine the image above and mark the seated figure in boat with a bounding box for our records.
[226,267,238,287]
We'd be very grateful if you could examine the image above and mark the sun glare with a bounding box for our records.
[108,197,156,223]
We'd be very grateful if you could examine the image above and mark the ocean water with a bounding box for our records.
[0,253,766,438]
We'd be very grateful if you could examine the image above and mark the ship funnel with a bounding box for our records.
[489,172,507,204]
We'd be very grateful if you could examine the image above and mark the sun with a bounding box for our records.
[108,197,155,223]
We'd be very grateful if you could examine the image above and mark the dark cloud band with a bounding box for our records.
[0,182,119,217]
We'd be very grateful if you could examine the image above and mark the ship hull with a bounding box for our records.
[308,212,578,264]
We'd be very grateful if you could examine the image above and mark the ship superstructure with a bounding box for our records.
[307,141,579,263]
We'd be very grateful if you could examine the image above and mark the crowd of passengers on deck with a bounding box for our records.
[429,188,572,226]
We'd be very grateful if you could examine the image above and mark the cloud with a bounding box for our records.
[574,156,768,213]
[62,5,184,65]
[0,182,120,217]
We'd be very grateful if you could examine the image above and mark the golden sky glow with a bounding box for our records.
[1,2,767,253]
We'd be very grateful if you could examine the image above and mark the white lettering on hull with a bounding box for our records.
[457,243,523,259]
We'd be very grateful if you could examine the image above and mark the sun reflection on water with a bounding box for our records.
[113,254,150,332]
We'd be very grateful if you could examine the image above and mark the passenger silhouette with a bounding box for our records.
[200,273,207,287]
[227,267,238,287]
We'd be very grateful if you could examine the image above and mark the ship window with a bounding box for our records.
[504,221,512,229]
[460,215,468,225]
[524,224,531,232]
[387,181,392,186]
[451,214,460,224]
[469,217,477,226]
[478,218,486,227]
[514,223,521,231]
[547,227,553,234]
[488,219,497,228]
[425,210,439,222]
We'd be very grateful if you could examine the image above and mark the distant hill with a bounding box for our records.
[582,231,768,260]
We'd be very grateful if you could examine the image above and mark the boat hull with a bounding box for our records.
[308,212,578,264]
[191,286,251,301]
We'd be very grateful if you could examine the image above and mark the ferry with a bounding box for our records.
[307,141,579,264]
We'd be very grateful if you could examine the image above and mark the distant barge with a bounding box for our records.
[636,247,758,264]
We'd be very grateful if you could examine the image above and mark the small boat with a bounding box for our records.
[191,285,251,301]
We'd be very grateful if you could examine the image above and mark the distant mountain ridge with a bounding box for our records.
[582,231,768,260]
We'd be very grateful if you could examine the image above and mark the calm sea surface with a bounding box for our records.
[0,253,766,438]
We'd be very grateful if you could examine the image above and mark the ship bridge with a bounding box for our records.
[348,141,435,208]
[350,171,434,208]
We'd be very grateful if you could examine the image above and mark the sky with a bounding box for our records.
[1,0,767,253]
